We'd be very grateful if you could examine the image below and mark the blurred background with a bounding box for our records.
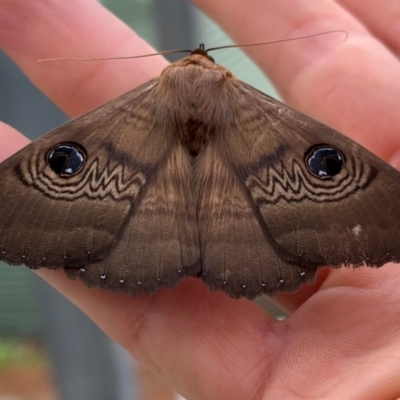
[0,0,284,399]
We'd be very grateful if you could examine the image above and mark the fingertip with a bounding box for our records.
[0,122,29,162]
[0,0,168,116]
[389,148,400,170]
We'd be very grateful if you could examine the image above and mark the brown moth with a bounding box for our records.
[1,46,400,299]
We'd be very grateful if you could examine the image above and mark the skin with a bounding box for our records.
[1,0,400,398]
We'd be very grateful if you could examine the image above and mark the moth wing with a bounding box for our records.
[222,81,400,274]
[0,78,197,274]
[196,143,316,299]
[66,143,201,295]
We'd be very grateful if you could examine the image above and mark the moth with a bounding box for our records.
[1,46,400,299]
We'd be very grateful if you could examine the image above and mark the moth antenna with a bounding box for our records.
[205,30,348,53]
[38,30,347,63]
[38,48,193,62]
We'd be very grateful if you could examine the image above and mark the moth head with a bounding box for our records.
[46,142,87,178]
[190,44,215,63]
[305,144,345,179]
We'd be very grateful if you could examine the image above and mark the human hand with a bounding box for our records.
[1,0,400,398]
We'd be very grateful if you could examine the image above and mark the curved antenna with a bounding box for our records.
[38,48,193,62]
[206,30,348,53]
[38,30,348,63]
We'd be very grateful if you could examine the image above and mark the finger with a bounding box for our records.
[37,262,400,399]
[0,122,29,161]
[337,0,400,55]
[37,269,276,400]
[0,0,168,117]
[193,0,400,161]
[272,263,400,399]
